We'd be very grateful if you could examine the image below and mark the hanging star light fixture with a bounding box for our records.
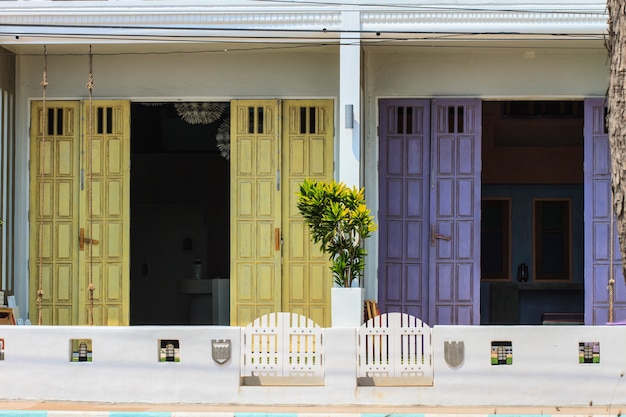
[216,116,230,160]
[174,102,227,125]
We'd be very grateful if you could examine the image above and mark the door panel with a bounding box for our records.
[282,99,334,326]
[30,102,81,325]
[378,100,430,320]
[29,100,130,325]
[230,99,334,327]
[430,99,481,325]
[230,100,282,326]
[81,101,130,325]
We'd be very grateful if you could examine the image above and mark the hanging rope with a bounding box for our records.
[609,196,615,323]
[86,46,95,326]
[37,46,48,326]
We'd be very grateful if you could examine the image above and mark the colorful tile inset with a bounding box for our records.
[70,339,93,362]
[579,341,600,364]
[159,339,180,362]
[491,341,512,365]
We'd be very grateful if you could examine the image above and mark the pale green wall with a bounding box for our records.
[365,46,608,98]
[16,50,339,100]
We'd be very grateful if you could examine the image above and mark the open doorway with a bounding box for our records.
[129,102,230,325]
[480,100,584,325]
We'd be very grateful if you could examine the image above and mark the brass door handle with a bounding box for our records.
[275,228,280,251]
[431,225,451,246]
[79,228,99,251]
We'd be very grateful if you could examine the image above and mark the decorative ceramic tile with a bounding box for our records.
[491,341,512,365]
[70,339,93,362]
[159,339,180,362]
[579,342,600,364]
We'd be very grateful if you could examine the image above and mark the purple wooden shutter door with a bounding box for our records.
[429,99,481,325]
[378,99,430,320]
[584,98,626,324]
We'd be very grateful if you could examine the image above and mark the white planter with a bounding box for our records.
[331,287,364,328]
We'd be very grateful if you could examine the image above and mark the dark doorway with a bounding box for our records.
[481,100,585,325]
[129,102,230,325]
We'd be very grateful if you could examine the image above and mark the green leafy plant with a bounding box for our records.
[296,179,377,288]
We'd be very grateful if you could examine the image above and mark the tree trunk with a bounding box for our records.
[607,0,626,314]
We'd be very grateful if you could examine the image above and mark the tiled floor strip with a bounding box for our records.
[0,413,622,417]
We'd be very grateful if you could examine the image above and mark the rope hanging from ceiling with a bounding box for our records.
[609,194,615,323]
[86,45,96,326]
[37,45,48,326]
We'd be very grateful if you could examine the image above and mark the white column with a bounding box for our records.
[338,11,361,188]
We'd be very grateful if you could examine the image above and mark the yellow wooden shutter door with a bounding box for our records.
[29,101,81,325]
[282,100,334,326]
[230,100,282,326]
[80,100,130,325]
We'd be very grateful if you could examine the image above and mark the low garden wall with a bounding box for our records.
[0,322,624,407]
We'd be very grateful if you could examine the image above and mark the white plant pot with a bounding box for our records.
[331,287,364,328]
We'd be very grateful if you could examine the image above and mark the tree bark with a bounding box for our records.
[608,0,626,293]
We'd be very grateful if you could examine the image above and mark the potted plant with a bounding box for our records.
[296,179,377,326]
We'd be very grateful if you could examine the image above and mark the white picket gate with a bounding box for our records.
[241,312,324,385]
[357,312,433,386]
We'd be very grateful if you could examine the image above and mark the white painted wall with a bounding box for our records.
[0,324,624,406]
[17,50,339,99]
[365,46,608,98]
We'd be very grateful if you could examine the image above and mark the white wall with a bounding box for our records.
[365,46,608,98]
[18,50,339,99]
[0,324,625,406]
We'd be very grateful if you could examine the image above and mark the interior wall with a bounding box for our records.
[130,153,229,324]
[479,98,585,324]
[481,102,583,184]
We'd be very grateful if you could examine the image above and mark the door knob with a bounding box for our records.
[431,225,452,246]
[79,228,99,251]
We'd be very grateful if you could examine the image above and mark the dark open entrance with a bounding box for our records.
[481,100,585,325]
[129,102,230,325]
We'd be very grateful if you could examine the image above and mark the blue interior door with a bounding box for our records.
[378,99,481,325]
